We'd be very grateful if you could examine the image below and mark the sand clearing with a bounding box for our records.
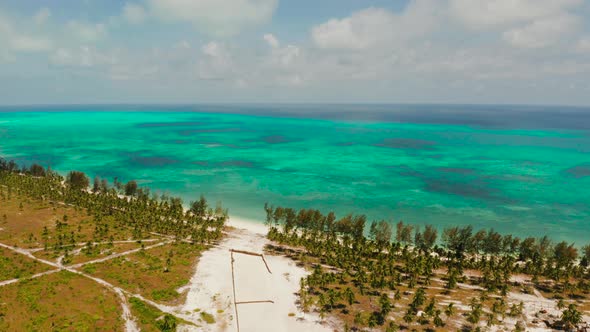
[176,217,331,332]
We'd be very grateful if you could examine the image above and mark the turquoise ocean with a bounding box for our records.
[1,104,589,244]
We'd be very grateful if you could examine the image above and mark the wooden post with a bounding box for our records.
[230,250,240,332]
[230,249,273,274]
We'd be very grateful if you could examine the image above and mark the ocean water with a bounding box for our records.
[1,105,589,244]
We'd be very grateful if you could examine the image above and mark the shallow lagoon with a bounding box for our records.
[1,105,589,243]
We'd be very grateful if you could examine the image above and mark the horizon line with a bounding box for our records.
[1,102,590,109]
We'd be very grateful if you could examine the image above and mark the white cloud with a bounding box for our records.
[503,13,580,48]
[175,40,191,49]
[449,0,585,49]
[576,38,590,53]
[264,34,303,69]
[311,1,586,53]
[311,1,441,50]
[263,33,279,48]
[449,0,583,29]
[11,35,52,52]
[192,38,307,87]
[122,3,147,24]
[259,34,307,77]
[201,41,226,58]
[312,16,363,49]
[312,8,392,50]
[66,21,108,42]
[50,47,117,67]
[272,45,300,67]
[2,0,590,104]
[109,63,159,81]
[33,8,51,25]
[0,12,52,52]
[0,52,16,63]
[148,0,278,36]
[198,41,234,79]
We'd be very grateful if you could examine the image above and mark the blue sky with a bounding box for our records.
[1,0,590,105]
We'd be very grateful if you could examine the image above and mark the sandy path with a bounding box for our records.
[28,238,162,253]
[68,240,171,269]
[0,268,61,286]
[175,218,332,332]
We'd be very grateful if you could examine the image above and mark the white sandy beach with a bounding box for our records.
[176,217,332,332]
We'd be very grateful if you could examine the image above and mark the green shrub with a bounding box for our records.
[200,312,215,324]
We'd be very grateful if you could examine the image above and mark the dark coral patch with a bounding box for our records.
[10,153,64,168]
[179,128,242,136]
[563,164,590,178]
[218,160,255,168]
[374,138,436,150]
[394,165,511,203]
[437,167,475,175]
[136,122,205,128]
[129,156,179,167]
[192,160,256,168]
[243,135,298,144]
[424,178,503,201]
[262,135,292,144]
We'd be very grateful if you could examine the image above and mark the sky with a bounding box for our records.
[1,0,590,106]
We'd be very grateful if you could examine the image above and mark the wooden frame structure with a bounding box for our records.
[230,249,274,332]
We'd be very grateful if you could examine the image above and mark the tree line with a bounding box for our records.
[0,157,228,247]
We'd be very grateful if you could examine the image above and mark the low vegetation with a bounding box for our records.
[199,311,216,324]
[86,242,203,304]
[0,271,122,331]
[0,247,52,281]
[129,297,186,332]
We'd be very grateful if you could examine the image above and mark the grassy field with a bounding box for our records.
[0,195,135,249]
[129,297,198,332]
[32,241,148,266]
[85,242,205,305]
[0,246,53,281]
[0,193,208,331]
[0,270,123,331]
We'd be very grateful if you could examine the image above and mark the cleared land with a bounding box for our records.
[85,242,204,305]
[0,270,123,331]
[0,246,53,281]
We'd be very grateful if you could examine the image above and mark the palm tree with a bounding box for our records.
[560,304,582,330]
